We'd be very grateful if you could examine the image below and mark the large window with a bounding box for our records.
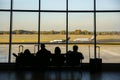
[0,0,120,63]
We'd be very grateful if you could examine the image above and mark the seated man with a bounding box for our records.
[66,45,84,66]
[36,44,51,68]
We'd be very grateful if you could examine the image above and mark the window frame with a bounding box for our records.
[0,0,120,63]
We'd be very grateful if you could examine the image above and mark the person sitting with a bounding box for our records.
[36,44,51,68]
[66,45,84,66]
[13,49,33,69]
[24,49,31,56]
[51,47,65,66]
[22,49,33,68]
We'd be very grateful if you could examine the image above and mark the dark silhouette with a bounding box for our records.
[13,45,84,70]
[22,49,34,68]
[66,45,84,66]
[55,47,61,55]
[36,44,51,56]
[51,47,65,66]
[13,53,18,58]
[35,44,51,69]
[23,49,31,56]
[13,49,34,69]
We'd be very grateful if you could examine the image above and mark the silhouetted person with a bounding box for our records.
[36,44,51,69]
[18,49,33,69]
[72,45,84,59]
[66,45,84,66]
[13,49,33,69]
[51,47,65,66]
[22,49,34,68]
[23,49,31,56]
[13,49,31,58]
[55,47,61,55]
[36,43,51,57]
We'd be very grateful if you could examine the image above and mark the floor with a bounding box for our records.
[0,70,120,80]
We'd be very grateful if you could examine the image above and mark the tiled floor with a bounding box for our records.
[0,70,120,80]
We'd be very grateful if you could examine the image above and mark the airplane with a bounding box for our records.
[50,37,70,43]
[73,35,95,42]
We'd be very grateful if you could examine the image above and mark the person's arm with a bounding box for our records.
[81,53,84,59]
[79,52,84,59]
[13,53,18,57]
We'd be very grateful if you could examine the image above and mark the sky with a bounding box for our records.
[0,0,120,31]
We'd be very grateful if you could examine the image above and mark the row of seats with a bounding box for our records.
[14,44,84,70]
[14,53,83,70]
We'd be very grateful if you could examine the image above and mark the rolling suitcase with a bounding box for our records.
[89,46,102,72]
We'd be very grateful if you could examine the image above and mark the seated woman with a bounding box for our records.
[23,49,31,56]
[22,49,34,67]
[13,49,33,69]
[51,47,65,66]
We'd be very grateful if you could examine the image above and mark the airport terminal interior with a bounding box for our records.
[0,0,120,80]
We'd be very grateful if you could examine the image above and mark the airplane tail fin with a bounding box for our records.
[90,36,94,40]
[90,35,97,41]
[67,37,70,41]
[65,37,70,42]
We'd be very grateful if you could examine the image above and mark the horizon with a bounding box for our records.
[0,29,120,32]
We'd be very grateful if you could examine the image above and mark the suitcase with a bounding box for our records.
[89,45,102,72]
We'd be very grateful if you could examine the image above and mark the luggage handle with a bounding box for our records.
[88,45,100,59]
[19,45,24,53]
[96,46,100,58]
[34,44,40,54]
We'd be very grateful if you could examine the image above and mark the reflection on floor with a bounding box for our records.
[0,70,120,80]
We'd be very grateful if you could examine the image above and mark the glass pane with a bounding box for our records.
[68,13,94,63]
[41,13,66,43]
[97,13,120,63]
[97,45,120,63]
[0,0,10,9]
[0,12,10,43]
[97,13,120,43]
[97,0,120,10]
[12,12,38,43]
[41,0,66,10]
[68,0,93,10]
[68,13,94,43]
[0,44,9,63]
[13,0,39,10]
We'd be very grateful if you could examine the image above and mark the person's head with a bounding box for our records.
[54,47,61,54]
[73,45,78,52]
[41,43,45,49]
[67,50,72,54]
[24,49,31,55]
